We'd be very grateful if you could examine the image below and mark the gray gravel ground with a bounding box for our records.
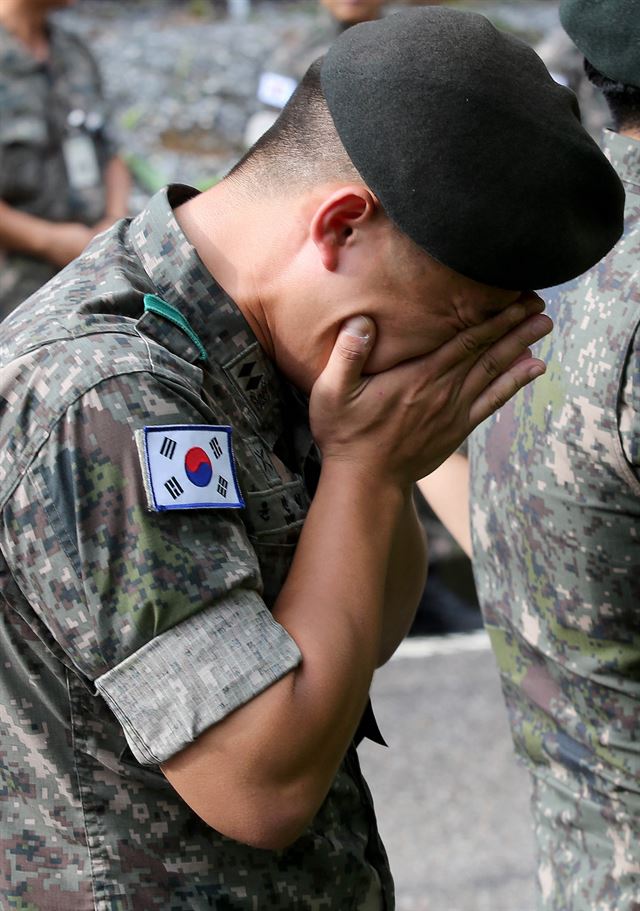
[359,636,538,911]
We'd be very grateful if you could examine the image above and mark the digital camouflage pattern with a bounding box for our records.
[470,130,640,911]
[0,20,117,318]
[0,186,392,909]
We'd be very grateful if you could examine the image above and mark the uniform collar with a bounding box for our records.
[129,185,260,366]
[128,185,289,451]
[602,129,640,188]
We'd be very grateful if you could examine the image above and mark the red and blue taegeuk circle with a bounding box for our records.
[184,447,213,487]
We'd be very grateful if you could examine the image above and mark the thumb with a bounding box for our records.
[322,316,376,393]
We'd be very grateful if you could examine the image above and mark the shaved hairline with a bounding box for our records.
[227,60,362,197]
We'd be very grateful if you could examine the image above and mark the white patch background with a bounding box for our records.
[139,424,244,510]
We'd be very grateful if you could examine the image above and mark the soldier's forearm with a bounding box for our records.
[0,199,53,257]
[102,156,131,220]
[417,452,472,557]
[163,461,404,850]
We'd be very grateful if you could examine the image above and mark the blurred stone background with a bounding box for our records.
[60,1,566,210]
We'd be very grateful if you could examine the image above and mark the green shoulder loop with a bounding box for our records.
[143,293,208,362]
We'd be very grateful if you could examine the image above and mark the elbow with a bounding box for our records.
[199,783,320,852]
[238,816,311,852]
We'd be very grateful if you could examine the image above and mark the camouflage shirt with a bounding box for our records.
[0,185,392,910]
[0,19,117,317]
[470,131,640,910]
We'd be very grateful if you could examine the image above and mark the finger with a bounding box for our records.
[463,313,552,400]
[320,316,376,395]
[508,347,533,367]
[433,293,546,374]
[469,355,546,427]
[516,290,546,312]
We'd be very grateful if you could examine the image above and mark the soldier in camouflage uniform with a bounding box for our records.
[0,0,130,320]
[470,2,640,907]
[244,0,385,147]
[0,9,623,910]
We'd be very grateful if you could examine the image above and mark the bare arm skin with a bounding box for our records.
[93,156,131,230]
[0,198,94,267]
[417,452,472,558]
[162,298,552,850]
[0,157,130,266]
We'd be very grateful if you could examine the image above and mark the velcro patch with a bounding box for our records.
[136,425,244,511]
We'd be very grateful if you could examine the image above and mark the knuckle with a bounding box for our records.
[429,385,452,415]
[488,376,520,414]
[457,331,480,355]
[338,338,367,361]
[479,351,500,379]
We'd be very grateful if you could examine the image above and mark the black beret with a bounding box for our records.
[320,7,625,290]
[560,0,640,89]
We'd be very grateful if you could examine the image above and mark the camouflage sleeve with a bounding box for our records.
[3,371,301,765]
[619,322,640,480]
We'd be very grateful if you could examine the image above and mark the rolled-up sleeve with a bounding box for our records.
[96,590,300,765]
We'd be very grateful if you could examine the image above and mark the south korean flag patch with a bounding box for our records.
[136,425,244,511]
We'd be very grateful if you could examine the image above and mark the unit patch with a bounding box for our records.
[136,425,244,511]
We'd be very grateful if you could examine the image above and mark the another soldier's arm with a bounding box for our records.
[93,156,131,232]
[417,452,472,557]
[376,493,427,664]
[162,304,552,850]
[0,198,94,267]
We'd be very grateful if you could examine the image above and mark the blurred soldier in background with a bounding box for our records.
[0,0,130,319]
[467,1,640,907]
[244,0,385,147]
[535,22,609,138]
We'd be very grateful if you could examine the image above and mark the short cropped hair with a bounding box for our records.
[227,59,361,195]
[584,58,640,130]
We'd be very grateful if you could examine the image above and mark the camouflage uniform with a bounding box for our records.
[0,20,117,318]
[470,130,640,910]
[0,185,393,910]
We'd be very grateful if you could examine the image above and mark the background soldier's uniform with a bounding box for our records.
[470,131,640,910]
[0,186,392,909]
[535,26,609,139]
[244,14,342,147]
[0,20,117,318]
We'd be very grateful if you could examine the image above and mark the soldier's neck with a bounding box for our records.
[621,126,640,141]
[0,1,50,61]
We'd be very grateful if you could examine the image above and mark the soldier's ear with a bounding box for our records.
[310,186,377,271]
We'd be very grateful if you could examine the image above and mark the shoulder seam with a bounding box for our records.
[0,365,199,511]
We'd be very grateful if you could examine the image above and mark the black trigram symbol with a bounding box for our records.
[259,501,270,522]
[217,476,228,498]
[165,476,184,500]
[281,495,295,524]
[210,437,223,459]
[160,437,176,460]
